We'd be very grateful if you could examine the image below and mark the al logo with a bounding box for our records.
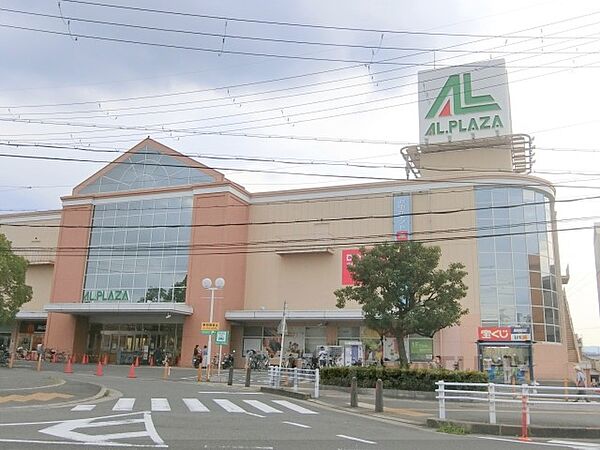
[423,70,505,138]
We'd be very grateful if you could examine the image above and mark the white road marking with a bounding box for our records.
[71,404,96,411]
[336,434,377,445]
[150,398,170,412]
[549,441,600,448]
[243,400,282,413]
[36,410,166,447]
[214,398,247,413]
[478,436,583,447]
[113,398,136,411]
[202,446,273,449]
[282,421,311,428]
[272,400,318,415]
[197,391,262,395]
[183,398,209,412]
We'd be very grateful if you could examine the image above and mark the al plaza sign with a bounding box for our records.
[418,59,512,144]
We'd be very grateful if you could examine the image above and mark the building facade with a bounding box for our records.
[0,136,579,380]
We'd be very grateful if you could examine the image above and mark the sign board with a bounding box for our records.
[478,326,531,342]
[201,322,219,335]
[409,337,433,362]
[418,59,512,144]
[83,290,131,302]
[341,249,361,285]
[393,194,412,241]
[215,331,230,345]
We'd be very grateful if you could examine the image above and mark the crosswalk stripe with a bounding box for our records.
[272,400,318,415]
[243,400,283,413]
[71,404,96,411]
[183,398,209,412]
[113,398,135,411]
[214,398,246,413]
[151,398,171,412]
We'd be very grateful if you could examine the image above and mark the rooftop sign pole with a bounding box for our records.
[418,59,512,145]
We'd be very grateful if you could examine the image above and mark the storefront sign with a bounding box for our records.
[83,290,131,302]
[418,59,512,144]
[201,322,219,335]
[478,326,531,342]
[341,249,361,285]
[215,331,230,345]
[409,337,433,362]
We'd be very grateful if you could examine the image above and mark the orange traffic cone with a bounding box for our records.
[128,363,137,378]
[134,356,140,367]
[64,357,73,374]
[95,360,104,376]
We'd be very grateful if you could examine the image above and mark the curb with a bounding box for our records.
[0,380,110,410]
[260,387,311,400]
[427,418,600,439]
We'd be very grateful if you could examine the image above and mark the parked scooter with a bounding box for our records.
[221,352,234,369]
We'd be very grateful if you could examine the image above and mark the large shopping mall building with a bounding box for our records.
[0,60,581,381]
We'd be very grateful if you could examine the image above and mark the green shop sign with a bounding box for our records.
[83,290,131,302]
[409,338,433,362]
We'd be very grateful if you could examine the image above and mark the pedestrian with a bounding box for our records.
[574,365,590,402]
[36,342,44,360]
[201,345,208,369]
[193,345,200,368]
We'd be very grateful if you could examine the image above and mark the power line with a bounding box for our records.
[3,192,599,230]
[4,7,600,57]
[4,222,595,257]
[58,0,599,41]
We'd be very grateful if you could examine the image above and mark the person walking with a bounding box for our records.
[201,345,208,369]
[574,365,590,402]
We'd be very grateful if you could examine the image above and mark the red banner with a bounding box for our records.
[341,249,361,285]
[478,326,511,341]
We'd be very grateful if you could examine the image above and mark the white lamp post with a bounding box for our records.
[202,277,225,381]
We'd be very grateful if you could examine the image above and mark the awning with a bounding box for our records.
[15,311,48,320]
[225,309,364,322]
[44,302,193,316]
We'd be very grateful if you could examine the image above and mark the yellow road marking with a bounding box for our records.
[0,392,73,404]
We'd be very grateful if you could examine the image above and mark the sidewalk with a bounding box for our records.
[301,385,600,439]
[0,366,105,408]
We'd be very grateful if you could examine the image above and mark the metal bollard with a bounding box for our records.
[375,378,383,413]
[197,365,202,383]
[8,353,14,369]
[293,368,298,392]
[350,376,358,407]
[245,367,251,387]
[227,366,234,386]
[36,355,42,372]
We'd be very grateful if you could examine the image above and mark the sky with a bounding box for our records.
[0,0,599,345]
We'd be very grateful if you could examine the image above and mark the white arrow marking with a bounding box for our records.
[37,411,165,446]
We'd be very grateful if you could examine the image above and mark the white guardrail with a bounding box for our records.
[268,366,320,399]
[436,380,600,425]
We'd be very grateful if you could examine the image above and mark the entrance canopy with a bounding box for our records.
[45,302,193,316]
[225,309,363,322]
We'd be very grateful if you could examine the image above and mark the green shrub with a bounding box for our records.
[319,366,487,391]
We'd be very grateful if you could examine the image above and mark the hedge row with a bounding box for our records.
[319,366,488,391]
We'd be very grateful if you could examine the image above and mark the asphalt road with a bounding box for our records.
[1,366,600,449]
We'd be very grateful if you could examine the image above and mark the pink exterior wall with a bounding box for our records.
[181,193,249,366]
[45,205,93,354]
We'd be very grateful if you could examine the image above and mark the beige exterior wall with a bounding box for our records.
[0,212,60,314]
[244,194,391,311]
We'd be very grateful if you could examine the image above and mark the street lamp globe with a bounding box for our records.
[202,278,212,289]
[215,277,225,289]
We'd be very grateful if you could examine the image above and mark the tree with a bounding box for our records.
[0,233,32,323]
[334,241,468,367]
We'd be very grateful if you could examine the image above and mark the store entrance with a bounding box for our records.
[478,343,533,383]
[88,322,183,365]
